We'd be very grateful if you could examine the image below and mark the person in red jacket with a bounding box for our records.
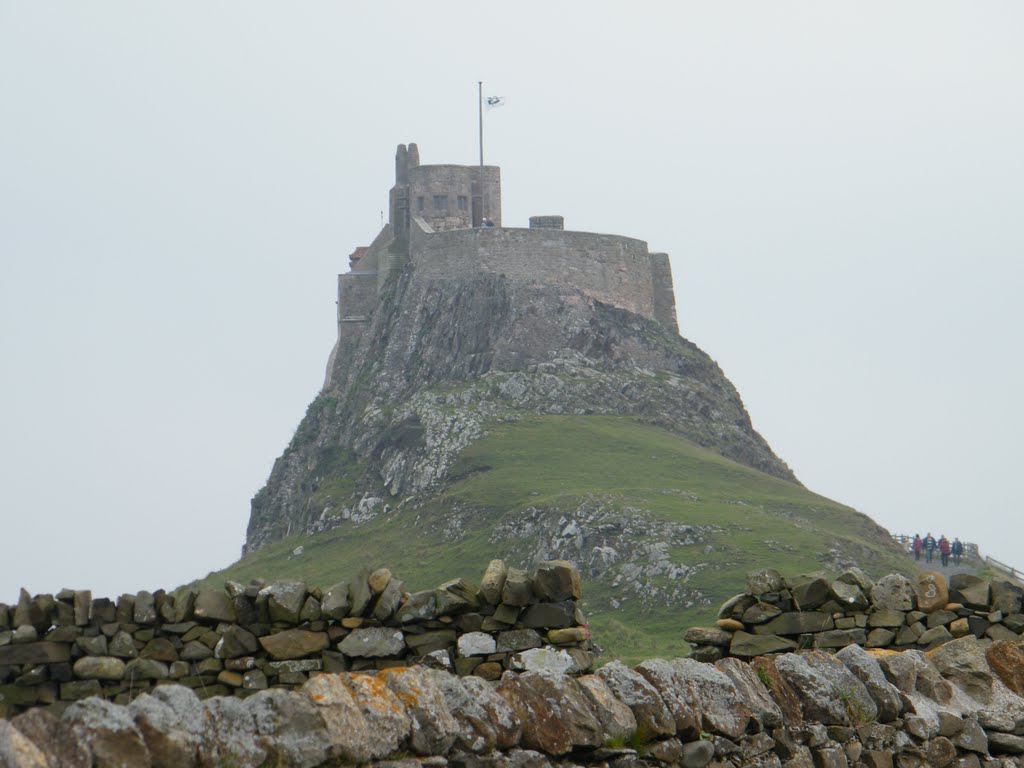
[939,535,951,567]
[912,534,923,561]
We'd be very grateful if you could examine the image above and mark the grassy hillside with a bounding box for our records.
[196,415,911,664]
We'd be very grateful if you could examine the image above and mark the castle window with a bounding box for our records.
[433,195,448,212]
[417,196,424,212]
[457,195,468,211]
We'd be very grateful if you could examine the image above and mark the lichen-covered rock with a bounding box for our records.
[129,689,201,768]
[830,581,868,611]
[428,671,499,753]
[0,719,49,768]
[595,660,675,738]
[871,574,915,611]
[300,674,371,762]
[192,590,236,623]
[458,632,497,657]
[461,675,522,749]
[532,561,582,603]
[671,657,752,739]
[926,636,994,703]
[746,568,785,595]
[518,672,602,749]
[62,697,152,767]
[835,644,902,722]
[576,674,636,742]
[496,672,572,756]
[986,640,1024,697]
[634,659,701,740]
[338,627,405,658]
[774,653,851,725]
[320,582,350,620]
[729,630,796,657]
[801,650,877,725]
[480,560,509,606]
[245,688,331,768]
[381,666,459,755]
[338,673,412,759]
[199,695,266,768]
[10,708,90,768]
[714,657,783,730]
[509,647,577,675]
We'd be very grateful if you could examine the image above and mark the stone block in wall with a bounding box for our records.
[752,611,833,636]
[789,575,831,610]
[480,560,508,606]
[520,601,575,629]
[192,590,235,623]
[814,629,867,649]
[337,627,405,658]
[730,631,797,658]
[0,641,70,666]
[532,561,582,603]
[915,572,949,613]
[870,574,916,611]
[742,601,783,624]
[991,581,1024,615]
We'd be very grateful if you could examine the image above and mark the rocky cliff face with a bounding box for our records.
[245,268,796,554]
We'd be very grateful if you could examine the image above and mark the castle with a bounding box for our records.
[326,144,679,387]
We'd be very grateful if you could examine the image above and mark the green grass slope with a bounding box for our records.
[197,415,910,664]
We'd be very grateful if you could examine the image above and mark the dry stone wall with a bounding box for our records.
[0,560,591,718]
[686,567,1024,662]
[7,636,1024,766]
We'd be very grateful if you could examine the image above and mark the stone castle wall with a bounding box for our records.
[0,561,591,719]
[410,224,670,327]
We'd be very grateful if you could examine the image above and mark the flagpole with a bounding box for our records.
[478,81,485,223]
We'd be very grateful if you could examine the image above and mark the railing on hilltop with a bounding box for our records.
[890,533,979,559]
[984,555,1024,582]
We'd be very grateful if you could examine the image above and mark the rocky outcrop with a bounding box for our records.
[0,561,590,718]
[687,568,1024,661]
[7,635,1024,767]
[246,266,797,553]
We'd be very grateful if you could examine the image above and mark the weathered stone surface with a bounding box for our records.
[348,569,373,617]
[338,673,412,758]
[246,687,331,767]
[461,675,522,749]
[396,590,439,624]
[927,636,994,702]
[428,671,500,753]
[497,672,572,755]
[956,580,992,611]
[718,593,756,620]
[752,611,832,636]
[519,601,575,629]
[680,738,715,768]
[199,694,266,767]
[338,627,405,658]
[835,645,901,722]
[301,673,371,762]
[258,629,329,661]
[0,642,70,666]
[547,627,588,644]
[520,672,602,749]
[128,689,201,768]
[10,707,90,768]
[260,580,308,624]
[714,657,784,730]
[0,719,49,768]
[830,581,868,611]
[774,653,852,725]
[868,609,906,628]
[72,656,126,681]
[914,572,948,614]
[814,629,867,648]
[368,567,392,594]
[380,666,459,755]
[672,657,752,739]
[740,602,783,625]
[635,659,701,739]
[125,658,169,681]
[746,568,785,595]
[192,590,236,623]
[532,560,582,603]
[76,634,109,656]
[866,628,896,648]
[509,647,577,675]
[836,567,874,591]
[986,640,1024,697]
[802,650,878,725]
[215,625,259,660]
[62,696,152,767]
[480,560,509,606]
[729,630,796,657]
[320,582,350,620]
[496,629,543,653]
[371,578,405,622]
[988,731,1024,754]
[458,632,497,657]
[140,638,178,663]
[501,569,533,608]
[595,660,675,738]
[789,575,830,610]
[917,624,954,646]
[576,674,636,742]
[684,626,733,646]
[871,574,916,611]
[991,580,1024,615]
[435,579,480,615]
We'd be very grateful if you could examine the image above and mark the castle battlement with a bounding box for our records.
[327,144,678,388]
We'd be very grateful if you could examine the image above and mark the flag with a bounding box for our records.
[485,96,506,110]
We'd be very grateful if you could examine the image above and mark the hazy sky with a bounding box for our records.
[2,3,1022,602]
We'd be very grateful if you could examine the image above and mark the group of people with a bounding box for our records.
[912,533,964,567]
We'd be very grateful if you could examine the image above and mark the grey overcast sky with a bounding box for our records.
[2,3,1022,602]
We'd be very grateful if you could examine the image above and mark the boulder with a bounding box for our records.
[746,568,785,595]
[634,659,701,739]
[395,591,438,624]
[259,580,308,624]
[124,658,169,681]
[9,707,90,768]
[200,688,265,766]
[683,626,733,646]
[338,673,412,759]
[348,569,373,617]
[370,578,405,622]
[460,675,522,749]
[192,590,236,623]
[868,609,906,628]
[871,574,916,611]
[300,674,371,762]
[915,572,949,614]
[532,560,582,602]
[518,672,602,749]
[802,650,878,725]
[927,636,995,702]
[0,719,49,768]
[368,568,392,594]
[457,632,497,657]
[320,582,350,620]
[381,666,459,755]
[955,580,992,611]
[836,567,874,591]
[246,688,331,767]
[496,672,572,755]
[72,656,126,681]
[672,657,753,739]
[520,601,575,629]
[62,697,152,767]
[813,629,867,648]
[774,653,853,725]
[830,581,868,611]
[576,674,637,742]
[595,660,676,738]
[427,672,500,753]
[789,574,831,609]
[258,629,328,661]
[752,611,832,636]
[128,689,202,768]
[991,581,1024,615]
[338,628,405,658]
[480,560,509,606]
[986,640,1024,697]
[509,647,578,675]
[714,657,784,730]
[215,625,259,660]
[501,569,533,607]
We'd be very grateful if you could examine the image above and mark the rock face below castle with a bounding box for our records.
[244,145,796,553]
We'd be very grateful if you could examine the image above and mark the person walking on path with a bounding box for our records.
[939,535,951,567]
[912,534,923,561]
[924,532,937,564]
[952,537,964,566]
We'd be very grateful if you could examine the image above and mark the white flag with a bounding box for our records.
[485,96,506,110]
